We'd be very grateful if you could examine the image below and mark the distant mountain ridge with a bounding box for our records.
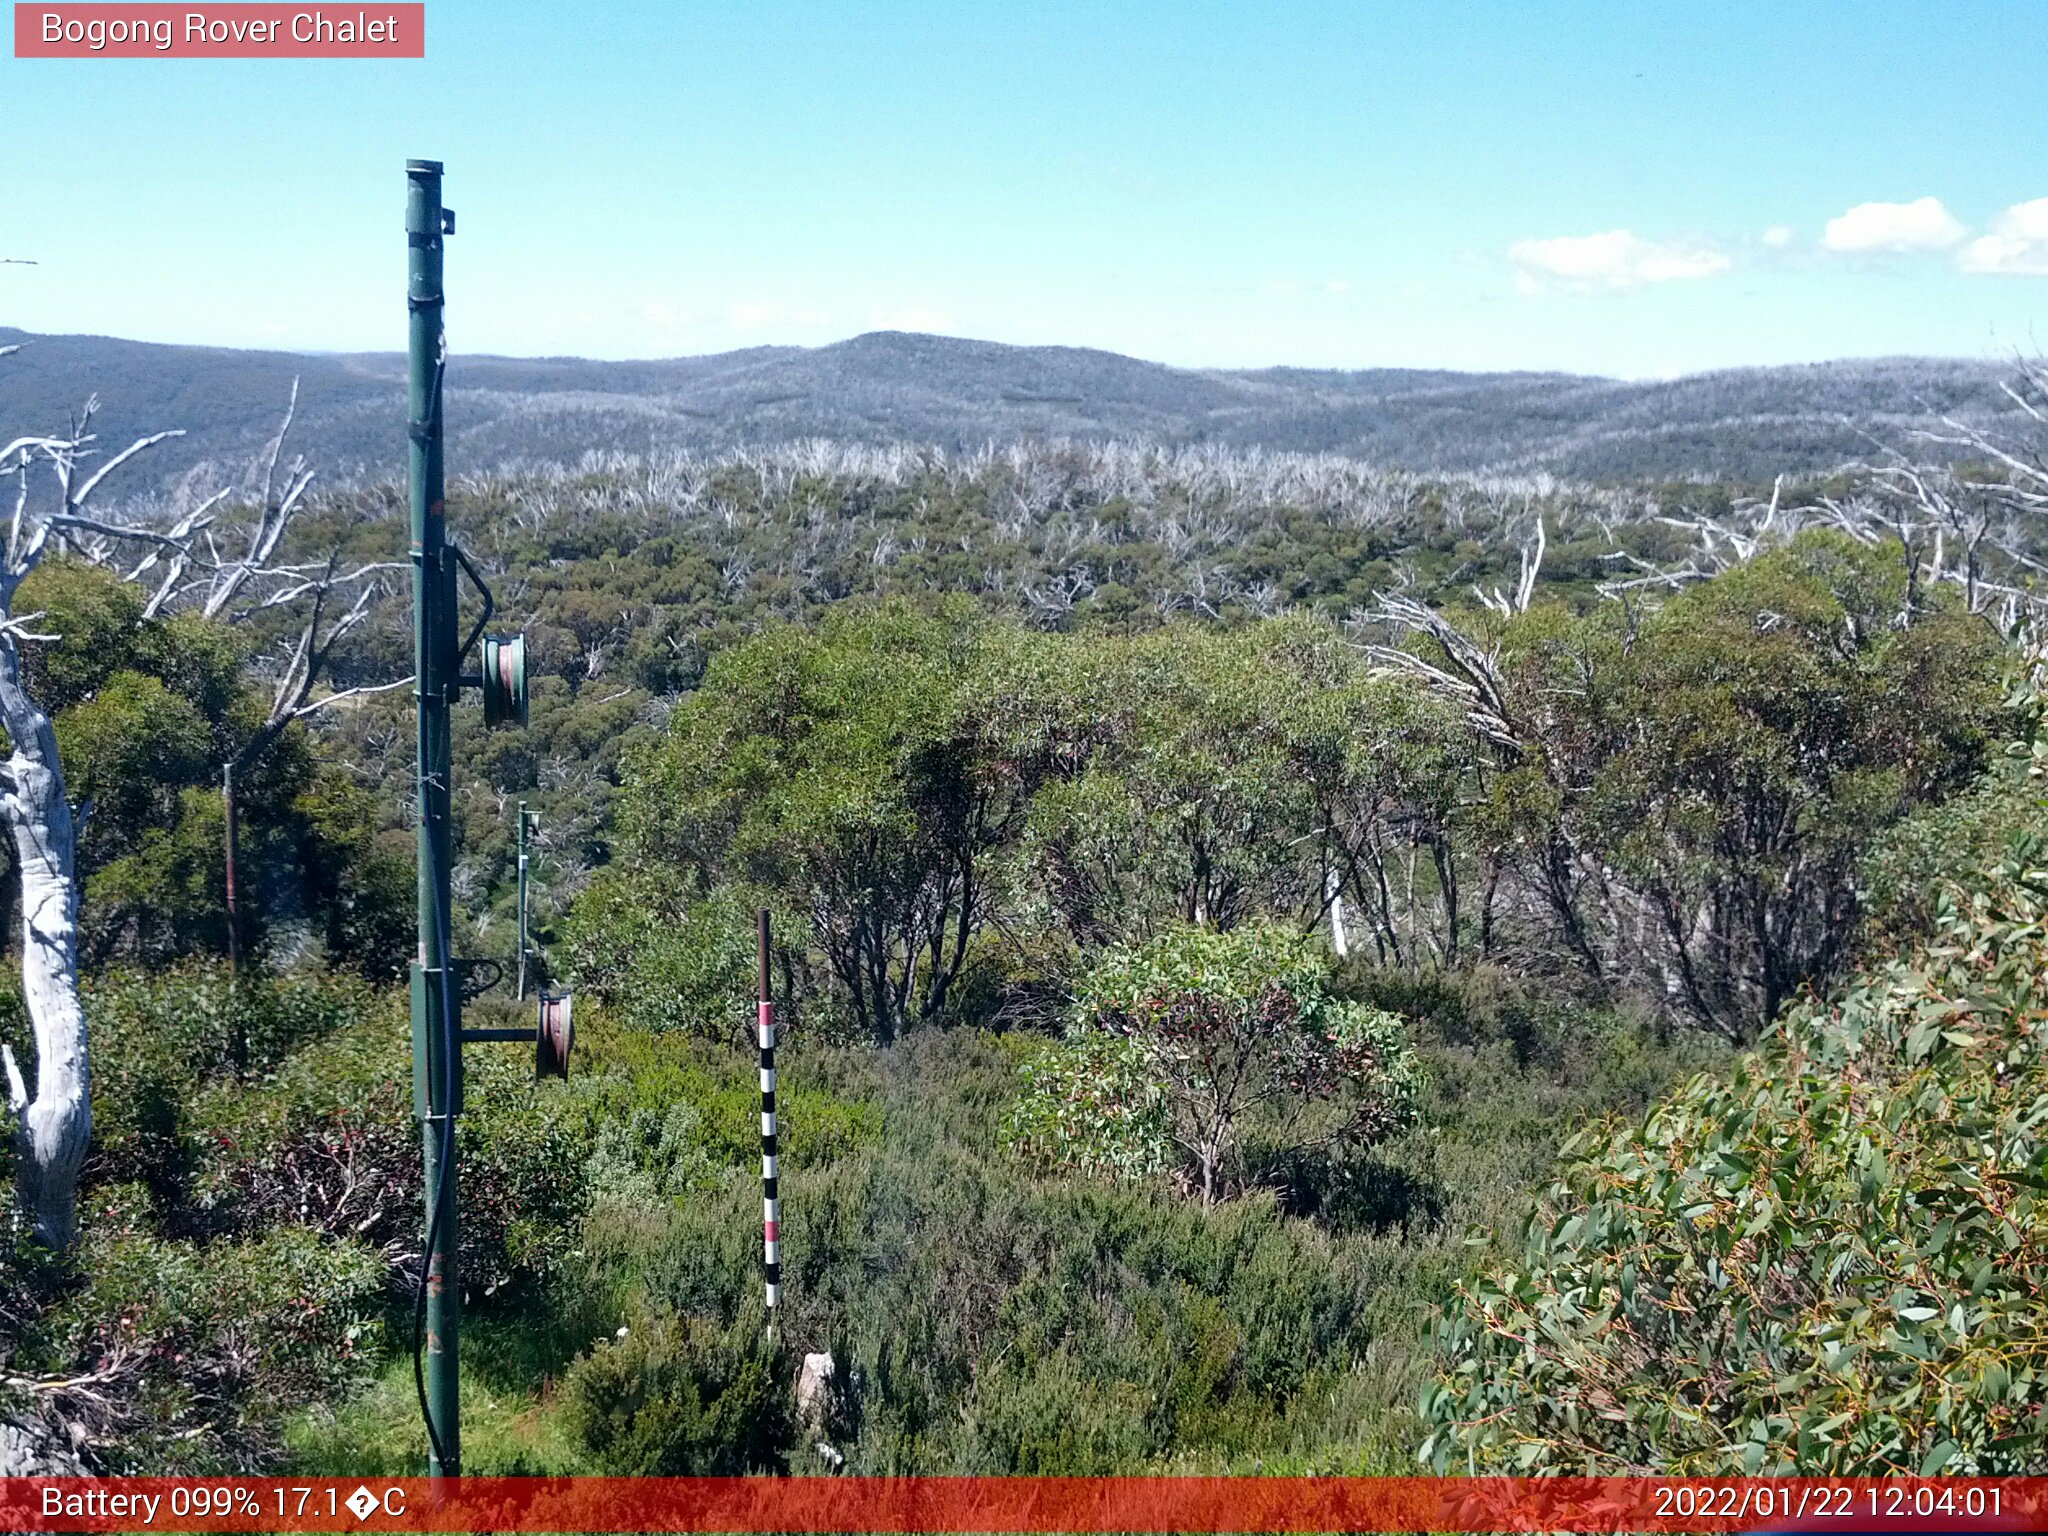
[0,326,2026,489]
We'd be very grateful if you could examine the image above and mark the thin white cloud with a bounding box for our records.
[1761,225,1795,249]
[1822,197,1966,253]
[1958,198,2048,275]
[1508,229,1730,291]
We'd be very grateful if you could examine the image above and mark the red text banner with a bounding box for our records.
[2,1476,2045,1533]
[14,4,424,57]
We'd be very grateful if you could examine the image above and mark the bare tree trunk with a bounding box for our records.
[1434,834,1460,965]
[1403,838,1419,965]
[1478,853,1499,959]
[0,635,87,1249]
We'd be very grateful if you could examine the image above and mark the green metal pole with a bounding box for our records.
[516,801,529,1001]
[406,157,460,1479]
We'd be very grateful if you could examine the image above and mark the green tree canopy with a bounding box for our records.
[1394,530,2005,1037]
[612,600,1077,1042]
[8,560,409,974]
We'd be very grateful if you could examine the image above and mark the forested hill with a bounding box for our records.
[0,325,2025,487]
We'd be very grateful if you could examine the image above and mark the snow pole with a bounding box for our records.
[758,907,779,1335]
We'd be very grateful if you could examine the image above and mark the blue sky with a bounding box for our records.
[3,0,2045,376]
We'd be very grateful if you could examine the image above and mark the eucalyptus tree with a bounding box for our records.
[1369,531,2002,1039]
[620,599,1077,1043]
[1011,921,1421,1205]
[1025,624,1326,943]
[0,369,390,1246]
[1023,616,1474,963]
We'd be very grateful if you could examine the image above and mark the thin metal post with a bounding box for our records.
[223,760,244,1074]
[222,762,239,978]
[516,801,529,1001]
[758,908,779,1335]
[407,156,460,1480]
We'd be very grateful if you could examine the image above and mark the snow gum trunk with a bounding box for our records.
[0,636,87,1248]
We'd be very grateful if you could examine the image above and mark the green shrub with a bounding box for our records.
[572,1020,884,1177]
[1009,923,1421,1202]
[561,873,761,1042]
[82,964,374,1203]
[28,1198,385,1472]
[960,1350,1156,1473]
[1420,828,2048,1474]
[574,1032,1409,1474]
[190,999,593,1299]
[1002,1030,1171,1183]
[1860,749,2038,948]
[582,1102,728,1207]
[558,1306,792,1474]
[1305,963,1716,1236]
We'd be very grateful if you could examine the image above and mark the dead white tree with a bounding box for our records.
[115,382,404,764]
[1592,363,2048,631]
[1870,360,2048,630]
[1474,514,1547,616]
[0,369,395,1247]
[0,397,178,1247]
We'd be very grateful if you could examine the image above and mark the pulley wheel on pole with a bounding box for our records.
[536,988,573,1079]
[482,633,528,728]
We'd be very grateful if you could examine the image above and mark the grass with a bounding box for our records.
[282,968,1723,1476]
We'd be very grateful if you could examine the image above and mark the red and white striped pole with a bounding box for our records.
[757,907,779,1335]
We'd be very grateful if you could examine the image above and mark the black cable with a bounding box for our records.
[412,891,459,1471]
